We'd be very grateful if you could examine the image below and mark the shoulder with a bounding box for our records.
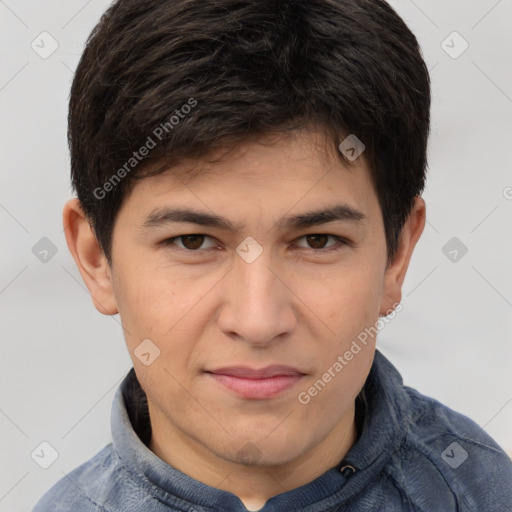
[393,385,512,510]
[32,444,120,512]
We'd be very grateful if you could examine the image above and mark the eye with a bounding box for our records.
[162,234,218,251]
[293,234,350,252]
[161,233,351,254]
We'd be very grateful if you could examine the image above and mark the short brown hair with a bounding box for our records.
[68,0,431,266]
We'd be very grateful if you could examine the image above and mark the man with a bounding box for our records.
[33,0,512,510]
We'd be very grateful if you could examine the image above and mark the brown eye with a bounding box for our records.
[294,234,348,251]
[162,234,217,252]
[179,235,205,250]
[305,234,330,249]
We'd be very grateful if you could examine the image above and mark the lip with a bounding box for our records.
[207,365,304,379]
[205,365,305,399]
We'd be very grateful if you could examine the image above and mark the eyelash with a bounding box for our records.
[161,234,352,254]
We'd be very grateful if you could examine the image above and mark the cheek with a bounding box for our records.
[113,265,213,378]
[291,334,374,451]
[296,260,382,396]
[309,263,383,336]
[112,262,178,348]
[113,273,154,336]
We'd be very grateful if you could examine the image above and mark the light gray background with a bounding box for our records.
[1,1,511,510]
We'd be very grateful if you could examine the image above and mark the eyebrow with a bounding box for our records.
[141,204,367,232]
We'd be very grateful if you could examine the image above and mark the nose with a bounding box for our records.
[217,248,297,347]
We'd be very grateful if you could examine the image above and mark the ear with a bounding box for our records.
[379,196,426,316]
[62,198,118,315]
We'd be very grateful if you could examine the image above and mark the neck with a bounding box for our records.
[148,402,358,509]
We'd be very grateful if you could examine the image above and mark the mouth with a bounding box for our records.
[205,365,306,400]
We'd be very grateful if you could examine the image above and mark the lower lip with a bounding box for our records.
[207,373,303,399]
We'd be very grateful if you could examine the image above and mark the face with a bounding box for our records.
[108,128,393,467]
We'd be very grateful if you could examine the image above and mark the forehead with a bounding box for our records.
[118,128,379,225]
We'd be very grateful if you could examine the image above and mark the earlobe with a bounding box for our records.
[379,196,426,316]
[62,198,118,316]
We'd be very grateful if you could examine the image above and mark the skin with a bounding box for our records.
[64,127,425,511]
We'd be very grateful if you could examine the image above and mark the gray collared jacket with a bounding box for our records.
[33,350,512,511]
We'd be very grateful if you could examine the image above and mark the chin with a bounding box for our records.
[216,432,306,467]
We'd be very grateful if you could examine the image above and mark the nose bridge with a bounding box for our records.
[234,234,276,292]
[218,242,296,345]
[236,248,277,303]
